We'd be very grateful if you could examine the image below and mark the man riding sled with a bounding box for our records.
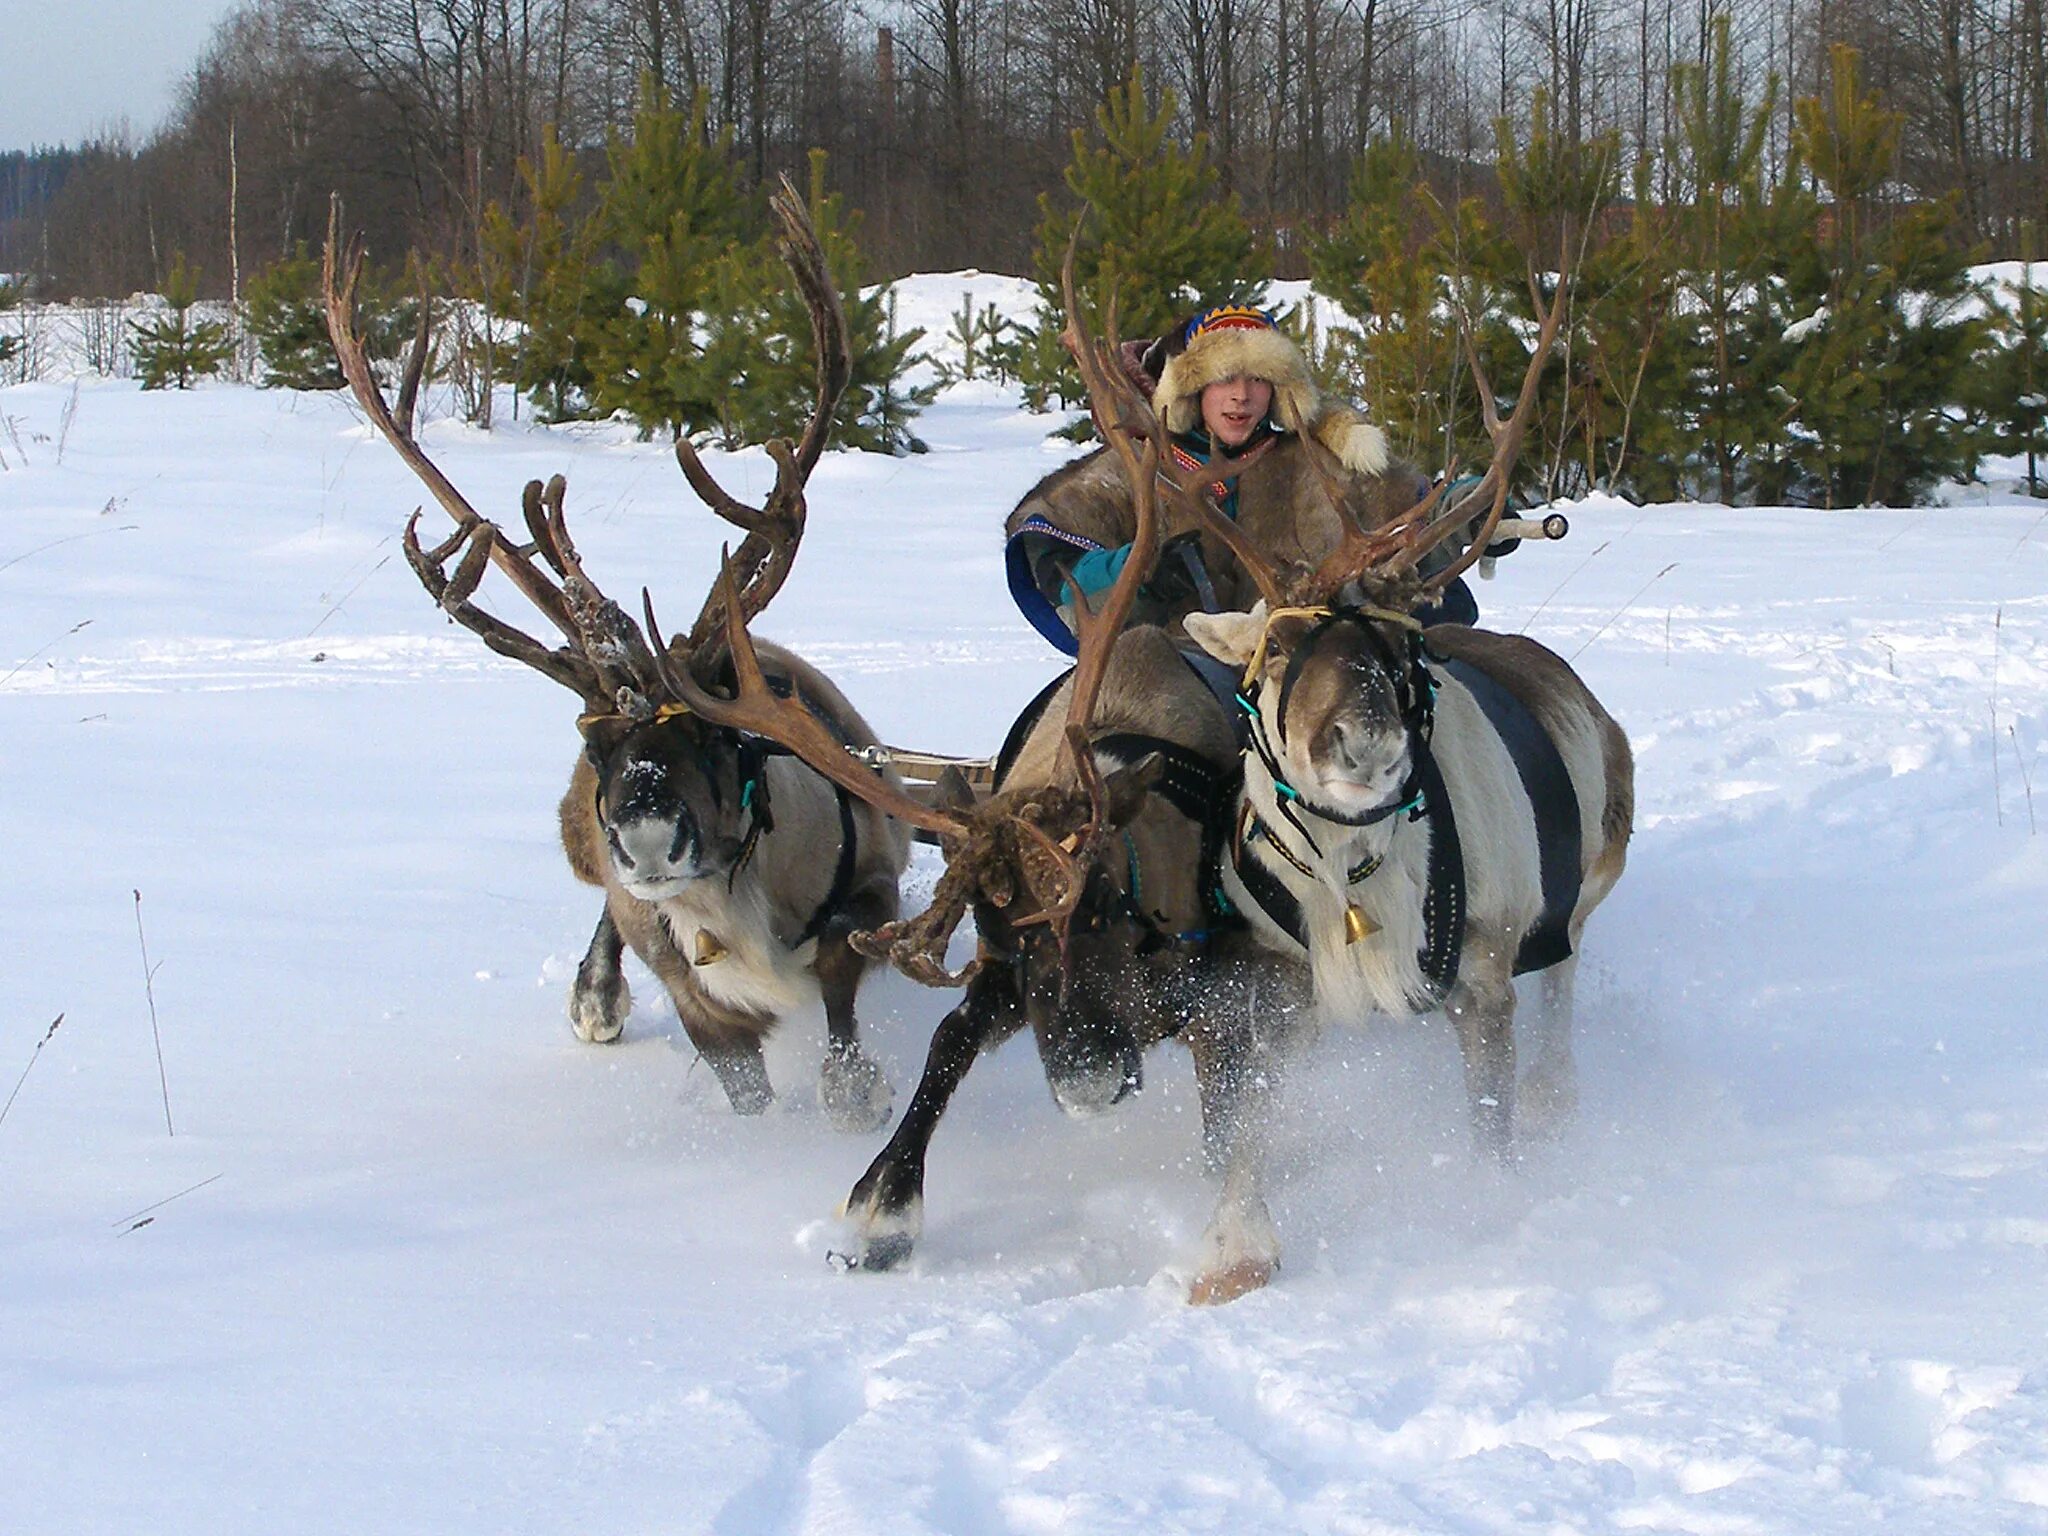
[1004,303,1507,651]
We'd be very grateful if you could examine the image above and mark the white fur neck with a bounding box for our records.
[1234,751,1435,1022]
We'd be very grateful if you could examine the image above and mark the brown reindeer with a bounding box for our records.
[658,246,1314,1302]
[321,184,909,1130]
[1181,241,1635,1159]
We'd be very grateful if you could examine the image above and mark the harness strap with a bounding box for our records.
[1437,654,1582,976]
[791,785,861,951]
[1410,734,1465,1003]
[728,735,778,887]
[721,674,875,952]
[1229,826,1308,948]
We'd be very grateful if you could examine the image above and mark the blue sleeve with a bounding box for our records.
[1066,544,1131,597]
[1005,516,1102,656]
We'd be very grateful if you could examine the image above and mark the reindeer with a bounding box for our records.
[1180,243,1635,1159]
[321,184,909,1130]
[656,247,1314,1302]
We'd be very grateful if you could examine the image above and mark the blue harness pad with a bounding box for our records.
[1436,656,1582,975]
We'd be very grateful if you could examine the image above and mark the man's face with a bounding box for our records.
[1199,374,1274,448]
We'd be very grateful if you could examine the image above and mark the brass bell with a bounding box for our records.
[693,930,730,966]
[1343,904,1378,945]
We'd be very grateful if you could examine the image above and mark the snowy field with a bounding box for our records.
[3,322,2047,1533]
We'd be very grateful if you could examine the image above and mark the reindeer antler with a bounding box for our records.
[674,225,1187,988]
[323,178,862,722]
[1304,228,1574,604]
[674,174,853,677]
[651,558,972,840]
[324,203,675,714]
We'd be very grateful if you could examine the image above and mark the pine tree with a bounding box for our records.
[1977,224,2048,496]
[1664,17,1781,503]
[583,83,751,437]
[245,243,419,390]
[133,252,235,390]
[244,245,341,388]
[710,152,934,454]
[1486,88,1623,499]
[1720,166,1817,506]
[1785,47,1985,506]
[476,127,607,422]
[932,295,1012,386]
[691,242,776,449]
[1016,68,1262,417]
[1578,155,1689,501]
[1308,125,1468,470]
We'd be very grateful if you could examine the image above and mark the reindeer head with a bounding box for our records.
[575,678,795,901]
[1190,601,1432,827]
[967,740,1209,1115]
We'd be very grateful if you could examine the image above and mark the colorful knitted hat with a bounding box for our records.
[1151,304,1390,475]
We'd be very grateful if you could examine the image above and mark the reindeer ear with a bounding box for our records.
[934,765,978,812]
[1099,751,1165,826]
[1183,603,1267,668]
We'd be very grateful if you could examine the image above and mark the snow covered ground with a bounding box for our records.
[3,346,2046,1534]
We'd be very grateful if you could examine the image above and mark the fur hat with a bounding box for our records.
[1148,305,1390,476]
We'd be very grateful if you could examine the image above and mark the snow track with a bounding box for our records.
[3,360,2046,1532]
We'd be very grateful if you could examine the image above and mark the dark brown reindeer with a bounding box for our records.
[660,251,1314,1303]
[321,184,910,1130]
[1180,244,1635,1160]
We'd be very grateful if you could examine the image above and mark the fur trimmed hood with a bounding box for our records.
[1149,308,1390,476]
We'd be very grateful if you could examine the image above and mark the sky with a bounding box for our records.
[0,0,244,152]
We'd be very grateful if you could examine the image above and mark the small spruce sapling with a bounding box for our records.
[134,253,235,390]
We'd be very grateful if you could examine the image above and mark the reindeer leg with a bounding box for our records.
[1444,943,1517,1164]
[1185,1024,1280,1304]
[600,895,775,1113]
[813,884,896,1134]
[647,946,775,1115]
[685,1027,774,1115]
[1517,953,1579,1138]
[1183,954,1310,1305]
[840,971,1023,1272]
[568,907,631,1044]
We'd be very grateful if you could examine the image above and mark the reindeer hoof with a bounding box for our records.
[837,1192,922,1272]
[849,1230,916,1272]
[820,1048,895,1134]
[568,980,629,1044]
[1188,1258,1275,1306]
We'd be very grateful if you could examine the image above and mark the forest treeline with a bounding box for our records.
[1,0,2043,509]
[0,0,2041,291]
